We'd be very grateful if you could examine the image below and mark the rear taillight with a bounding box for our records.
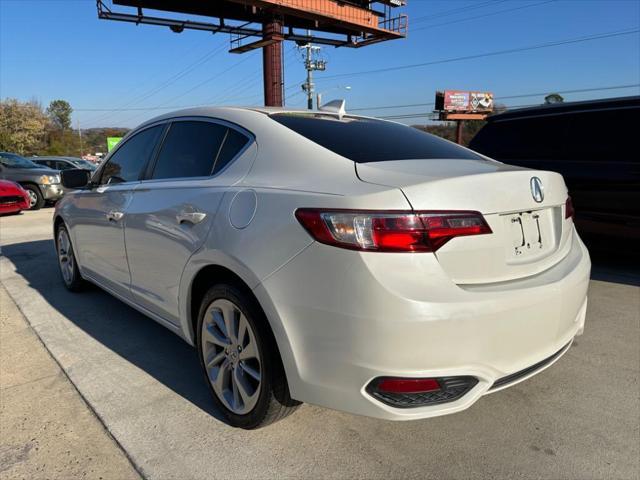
[565,196,575,220]
[295,209,492,252]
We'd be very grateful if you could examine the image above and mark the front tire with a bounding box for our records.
[56,225,85,291]
[23,184,44,210]
[197,284,300,429]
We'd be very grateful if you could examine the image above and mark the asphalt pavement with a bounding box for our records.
[1,209,638,480]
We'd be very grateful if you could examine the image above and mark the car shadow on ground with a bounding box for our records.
[1,238,226,422]
[2,237,637,425]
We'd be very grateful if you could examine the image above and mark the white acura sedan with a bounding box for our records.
[54,106,590,428]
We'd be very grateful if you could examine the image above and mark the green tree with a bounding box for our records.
[0,98,48,154]
[544,93,564,104]
[47,99,73,130]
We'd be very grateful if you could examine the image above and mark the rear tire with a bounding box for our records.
[23,184,44,210]
[55,225,85,292]
[197,284,300,429]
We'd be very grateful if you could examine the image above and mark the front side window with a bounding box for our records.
[150,121,232,180]
[270,113,483,163]
[100,125,163,185]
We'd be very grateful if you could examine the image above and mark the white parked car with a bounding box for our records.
[54,106,590,429]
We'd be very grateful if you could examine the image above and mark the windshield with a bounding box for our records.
[0,152,40,169]
[74,159,97,170]
[270,113,483,163]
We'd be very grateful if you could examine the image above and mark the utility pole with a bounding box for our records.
[301,32,326,110]
[77,120,84,157]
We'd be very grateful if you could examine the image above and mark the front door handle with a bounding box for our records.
[106,210,124,222]
[176,211,207,225]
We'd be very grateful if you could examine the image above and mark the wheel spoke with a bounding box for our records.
[234,367,255,405]
[238,315,249,347]
[205,349,226,368]
[238,338,257,361]
[239,361,261,382]
[211,310,228,339]
[221,303,238,343]
[59,234,66,253]
[203,323,229,348]
[231,371,241,410]
[211,362,230,399]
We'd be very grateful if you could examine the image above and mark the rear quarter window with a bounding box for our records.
[270,113,482,163]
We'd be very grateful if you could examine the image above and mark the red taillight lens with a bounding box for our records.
[377,378,441,394]
[295,209,491,252]
[565,196,575,220]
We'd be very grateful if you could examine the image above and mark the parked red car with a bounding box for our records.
[0,179,30,215]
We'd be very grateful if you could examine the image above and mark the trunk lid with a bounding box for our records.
[356,159,574,284]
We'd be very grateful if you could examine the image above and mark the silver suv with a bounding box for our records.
[0,152,63,209]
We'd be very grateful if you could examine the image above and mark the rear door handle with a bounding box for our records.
[106,210,124,222]
[176,211,207,225]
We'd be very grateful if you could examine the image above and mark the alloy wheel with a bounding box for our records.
[201,299,262,415]
[57,229,75,285]
[27,189,37,208]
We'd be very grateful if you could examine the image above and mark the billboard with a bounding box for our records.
[107,137,122,152]
[436,90,494,113]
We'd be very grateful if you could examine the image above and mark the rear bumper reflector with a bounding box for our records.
[366,376,478,408]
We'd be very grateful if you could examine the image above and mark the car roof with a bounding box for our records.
[136,105,375,130]
[487,95,640,122]
[31,156,80,161]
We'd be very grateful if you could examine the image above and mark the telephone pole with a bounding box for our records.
[77,120,84,157]
[300,32,326,110]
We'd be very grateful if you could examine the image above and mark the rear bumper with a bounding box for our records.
[256,229,590,420]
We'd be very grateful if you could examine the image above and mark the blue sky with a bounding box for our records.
[1,0,639,128]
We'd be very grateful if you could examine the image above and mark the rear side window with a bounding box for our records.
[101,125,163,184]
[151,121,235,180]
[270,113,482,163]
[471,116,566,160]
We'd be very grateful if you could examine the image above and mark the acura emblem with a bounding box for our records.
[530,177,544,203]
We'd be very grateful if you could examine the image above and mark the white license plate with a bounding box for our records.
[507,211,547,258]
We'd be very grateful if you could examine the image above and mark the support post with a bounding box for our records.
[456,120,464,145]
[262,20,283,107]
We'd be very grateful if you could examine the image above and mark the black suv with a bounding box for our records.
[469,96,639,243]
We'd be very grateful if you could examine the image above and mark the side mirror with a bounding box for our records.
[61,169,91,189]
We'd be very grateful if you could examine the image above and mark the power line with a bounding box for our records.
[411,0,508,24]
[412,0,557,32]
[83,46,299,126]
[74,83,639,122]
[86,41,228,125]
[78,28,639,119]
[100,49,261,126]
[318,28,640,81]
[349,84,640,112]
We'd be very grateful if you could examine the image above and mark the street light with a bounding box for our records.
[317,85,351,109]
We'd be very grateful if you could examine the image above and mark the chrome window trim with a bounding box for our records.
[139,116,255,184]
